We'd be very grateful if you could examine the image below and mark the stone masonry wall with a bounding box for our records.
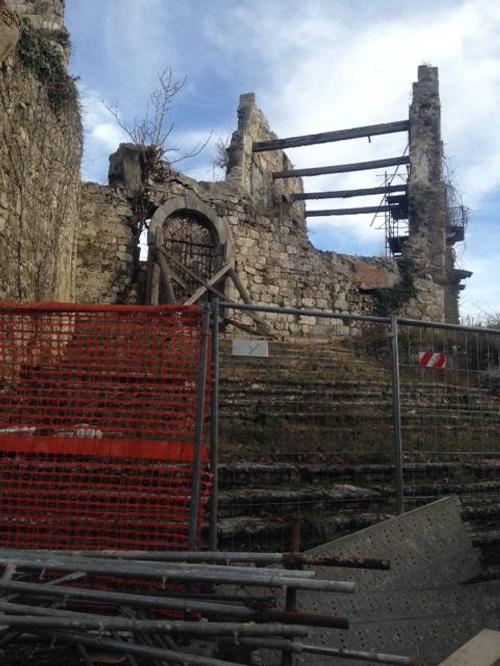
[146,172,401,336]
[0,3,81,302]
[74,183,138,304]
[5,0,64,31]
[74,69,462,332]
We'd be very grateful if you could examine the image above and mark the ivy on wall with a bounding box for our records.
[17,17,77,114]
[372,257,417,317]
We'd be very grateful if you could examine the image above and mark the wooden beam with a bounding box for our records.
[164,254,271,334]
[306,205,394,217]
[184,262,233,305]
[149,263,160,305]
[253,120,409,152]
[291,185,407,201]
[273,156,409,179]
[157,252,176,304]
[161,260,190,292]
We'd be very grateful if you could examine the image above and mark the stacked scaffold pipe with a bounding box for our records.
[0,549,413,665]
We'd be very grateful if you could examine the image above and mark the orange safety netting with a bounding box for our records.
[0,302,212,550]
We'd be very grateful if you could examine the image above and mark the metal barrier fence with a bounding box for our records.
[211,301,500,552]
[397,318,500,515]
[1,299,498,554]
[0,302,212,550]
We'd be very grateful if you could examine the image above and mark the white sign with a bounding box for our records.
[231,339,269,358]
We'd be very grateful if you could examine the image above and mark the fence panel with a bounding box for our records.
[398,321,500,523]
[217,305,394,551]
[0,302,212,550]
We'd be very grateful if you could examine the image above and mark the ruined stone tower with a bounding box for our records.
[407,65,470,323]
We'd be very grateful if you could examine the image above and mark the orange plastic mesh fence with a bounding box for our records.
[0,302,212,550]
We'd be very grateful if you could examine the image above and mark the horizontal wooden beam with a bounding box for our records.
[291,185,407,201]
[253,120,409,152]
[306,205,394,217]
[273,156,410,179]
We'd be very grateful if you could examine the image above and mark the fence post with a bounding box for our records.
[389,316,405,514]
[209,296,220,551]
[188,303,211,550]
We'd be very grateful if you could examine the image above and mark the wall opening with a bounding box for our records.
[159,211,223,303]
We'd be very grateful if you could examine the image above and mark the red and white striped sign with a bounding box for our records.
[418,351,446,369]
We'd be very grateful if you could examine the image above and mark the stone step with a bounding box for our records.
[218,484,383,518]
[218,461,500,489]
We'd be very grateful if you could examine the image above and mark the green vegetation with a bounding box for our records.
[372,256,417,316]
[17,18,77,114]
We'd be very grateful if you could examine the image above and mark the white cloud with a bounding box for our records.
[72,0,500,316]
[200,0,500,314]
[459,254,500,319]
[79,91,129,182]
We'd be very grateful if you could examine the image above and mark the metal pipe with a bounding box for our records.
[0,581,348,629]
[219,302,390,324]
[396,315,500,336]
[28,628,250,666]
[282,518,301,666]
[0,549,390,569]
[189,302,211,549]
[218,302,500,336]
[265,610,348,631]
[0,603,310,637]
[389,316,404,514]
[297,643,413,665]
[0,580,256,619]
[209,295,220,551]
[120,605,180,666]
[0,551,316,579]
[220,638,413,665]
[0,556,356,592]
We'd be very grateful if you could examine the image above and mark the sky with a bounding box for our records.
[65,0,500,321]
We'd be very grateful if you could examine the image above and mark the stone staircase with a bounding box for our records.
[215,339,500,567]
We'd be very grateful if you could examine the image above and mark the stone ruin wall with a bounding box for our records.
[0,0,82,302]
[0,0,466,333]
[75,75,453,336]
[76,183,138,305]
[76,165,403,337]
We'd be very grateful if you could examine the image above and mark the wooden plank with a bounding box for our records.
[164,254,271,334]
[291,185,407,201]
[306,205,394,217]
[439,630,500,666]
[157,252,176,304]
[161,260,190,291]
[253,120,409,152]
[273,156,409,179]
[184,262,233,305]
[150,263,160,306]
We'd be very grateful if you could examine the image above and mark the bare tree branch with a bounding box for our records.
[102,67,209,167]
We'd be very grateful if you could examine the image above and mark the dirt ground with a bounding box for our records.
[0,642,133,665]
[1,643,86,665]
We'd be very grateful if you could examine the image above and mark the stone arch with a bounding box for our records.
[149,194,234,258]
[146,194,234,304]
